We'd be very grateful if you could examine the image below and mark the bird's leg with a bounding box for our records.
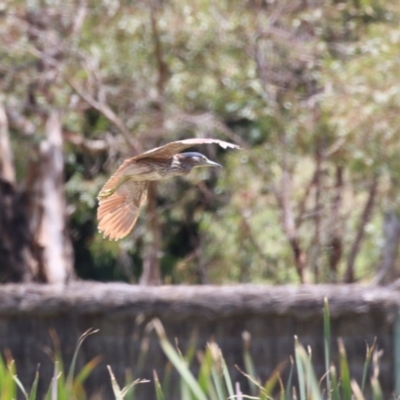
[98,175,130,199]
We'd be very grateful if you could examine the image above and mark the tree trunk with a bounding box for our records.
[373,210,400,285]
[26,112,74,283]
[0,105,15,184]
[279,133,308,283]
[327,165,344,280]
[345,175,378,283]
[140,5,167,285]
[0,105,38,282]
[311,131,323,282]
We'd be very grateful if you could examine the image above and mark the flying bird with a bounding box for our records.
[97,138,240,240]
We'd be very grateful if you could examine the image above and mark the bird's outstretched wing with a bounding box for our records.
[132,138,240,161]
[97,138,239,240]
[97,173,148,240]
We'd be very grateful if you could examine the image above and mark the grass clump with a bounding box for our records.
[0,328,146,400]
[0,298,385,400]
[149,297,384,400]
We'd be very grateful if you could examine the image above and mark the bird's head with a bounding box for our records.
[175,152,222,170]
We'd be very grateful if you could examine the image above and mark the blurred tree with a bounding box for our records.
[0,5,77,282]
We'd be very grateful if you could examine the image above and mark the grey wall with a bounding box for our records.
[0,283,398,399]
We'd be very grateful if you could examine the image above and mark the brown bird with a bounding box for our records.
[97,138,240,240]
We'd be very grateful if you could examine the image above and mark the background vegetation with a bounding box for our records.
[1,0,400,285]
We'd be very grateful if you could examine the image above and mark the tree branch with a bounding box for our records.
[327,165,344,278]
[345,175,379,283]
[62,129,110,153]
[67,79,140,153]
[278,133,307,283]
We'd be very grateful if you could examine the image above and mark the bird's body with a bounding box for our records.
[97,138,239,240]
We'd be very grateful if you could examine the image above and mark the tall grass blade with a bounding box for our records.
[123,369,135,400]
[12,372,28,400]
[48,360,59,400]
[285,356,294,400]
[0,352,16,399]
[208,342,227,400]
[197,348,212,394]
[220,351,235,399]
[197,347,218,400]
[361,338,376,392]
[28,369,40,400]
[180,378,193,400]
[121,378,150,398]
[107,365,124,400]
[0,353,6,393]
[351,379,365,400]
[294,337,306,400]
[295,344,321,400]
[134,336,149,379]
[47,330,68,400]
[330,366,339,400]
[242,331,257,397]
[175,336,196,400]
[235,363,270,400]
[150,319,207,400]
[73,356,102,389]
[210,368,225,400]
[371,348,383,400]
[278,375,285,400]
[66,328,99,390]
[235,381,243,400]
[323,297,331,396]
[183,330,199,365]
[162,362,172,397]
[153,370,165,400]
[371,376,383,400]
[263,361,287,398]
[338,339,351,400]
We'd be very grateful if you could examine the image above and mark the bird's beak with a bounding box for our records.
[205,159,223,168]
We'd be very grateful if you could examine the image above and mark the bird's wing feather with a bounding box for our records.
[97,173,148,240]
[98,159,134,198]
[132,138,240,161]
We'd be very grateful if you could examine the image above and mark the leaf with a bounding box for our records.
[338,338,352,400]
[284,356,294,400]
[28,370,40,400]
[153,370,165,400]
[351,379,366,400]
[149,319,207,400]
[330,366,340,400]
[66,328,99,390]
[242,331,258,397]
[323,297,331,396]
[294,337,306,400]
[361,338,376,392]
[107,365,123,400]
[295,341,321,400]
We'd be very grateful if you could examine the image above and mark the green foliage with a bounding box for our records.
[3,0,400,283]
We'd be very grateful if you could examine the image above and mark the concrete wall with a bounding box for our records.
[0,283,398,399]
